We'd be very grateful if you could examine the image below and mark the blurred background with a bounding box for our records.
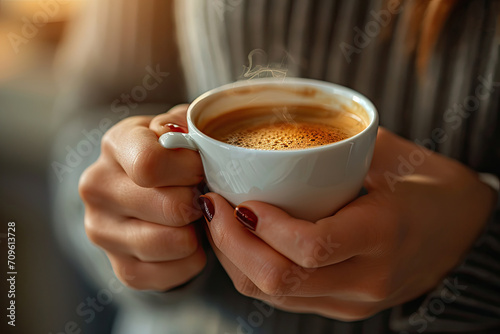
[0,1,116,333]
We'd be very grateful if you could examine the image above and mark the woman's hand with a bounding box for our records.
[79,105,207,291]
[202,127,497,321]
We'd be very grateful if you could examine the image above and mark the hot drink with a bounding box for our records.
[200,105,366,150]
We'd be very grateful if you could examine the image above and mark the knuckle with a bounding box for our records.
[148,272,196,292]
[132,232,158,262]
[83,212,105,247]
[296,233,323,268]
[100,130,114,155]
[116,271,144,290]
[131,147,156,187]
[78,164,102,204]
[161,195,176,225]
[234,275,260,298]
[139,227,198,261]
[162,190,200,226]
[113,261,166,292]
[110,260,144,290]
[161,192,179,225]
[115,274,136,289]
[362,269,393,302]
[255,263,284,297]
[132,243,156,263]
[165,226,199,257]
[177,227,200,256]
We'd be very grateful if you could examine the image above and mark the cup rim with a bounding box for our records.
[187,77,379,154]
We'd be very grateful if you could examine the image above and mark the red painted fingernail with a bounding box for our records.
[163,123,188,133]
[197,196,215,223]
[234,206,258,231]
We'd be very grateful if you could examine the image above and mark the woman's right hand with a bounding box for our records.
[79,104,207,291]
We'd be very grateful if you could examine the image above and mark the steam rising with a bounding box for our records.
[240,49,289,80]
[240,49,298,125]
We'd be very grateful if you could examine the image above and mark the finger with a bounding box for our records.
[107,248,206,291]
[149,104,190,136]
[213,236,392,301]
[203,193,296,296]
[208,240,353,299]
[103,115,203,187]
[85,208,201,262]
[80,160,203,226]
[231,195,381,268]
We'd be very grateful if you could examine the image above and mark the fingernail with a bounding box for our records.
[197,196,215,223]
[163,123,188,133]
[234,206,258,231]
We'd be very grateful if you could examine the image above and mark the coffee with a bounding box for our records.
[200,105,366,150]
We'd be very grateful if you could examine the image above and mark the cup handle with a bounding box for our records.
[158,132,198,151]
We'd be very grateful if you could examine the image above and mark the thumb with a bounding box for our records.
[231,198,370,268]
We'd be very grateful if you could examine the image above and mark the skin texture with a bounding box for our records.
[79,105,497,320]
[79,105,206,291]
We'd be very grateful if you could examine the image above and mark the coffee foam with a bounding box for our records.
[201,105,366,150]
[221,122,349,150]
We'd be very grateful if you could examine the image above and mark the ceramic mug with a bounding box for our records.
[159,78,378,221]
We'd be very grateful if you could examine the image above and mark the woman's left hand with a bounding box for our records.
[201,128,497,321]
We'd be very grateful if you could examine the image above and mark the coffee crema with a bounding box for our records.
[200,105,366,151]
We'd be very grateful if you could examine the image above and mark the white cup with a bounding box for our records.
[159,78,378,221]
